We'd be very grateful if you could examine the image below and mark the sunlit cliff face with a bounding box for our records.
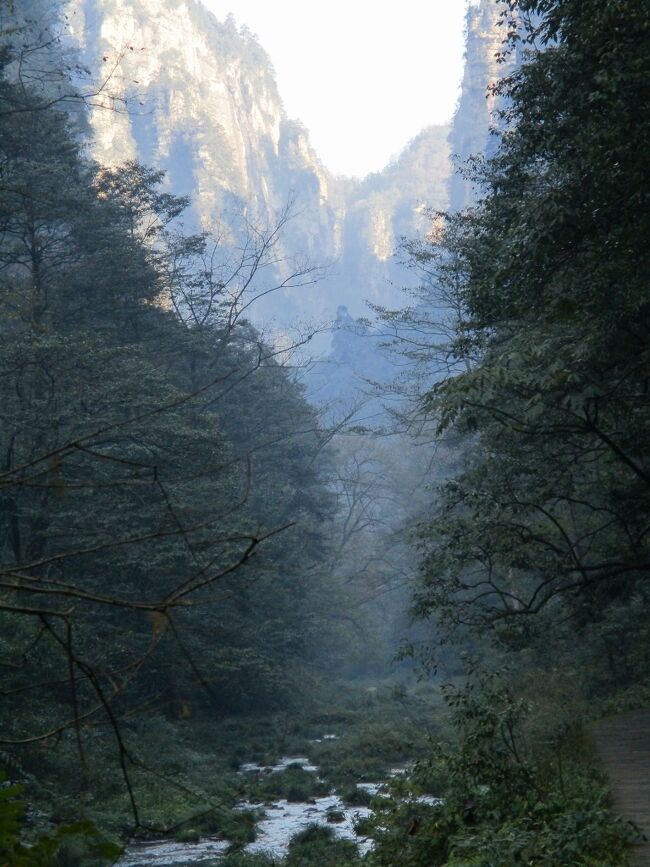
[62,0,453,328]
[65,0,296,226]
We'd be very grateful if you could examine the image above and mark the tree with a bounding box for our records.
[395,0,650,678]
[0,63,338,831]
[0,0,130,119]
[367,671,634,866]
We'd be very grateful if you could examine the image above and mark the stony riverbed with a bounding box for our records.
[117,742,443,867]
[118,750,374,866]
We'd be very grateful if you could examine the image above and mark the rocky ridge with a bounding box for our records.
[62,0,451,334]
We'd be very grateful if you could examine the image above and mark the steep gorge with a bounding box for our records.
[63,0,452,338]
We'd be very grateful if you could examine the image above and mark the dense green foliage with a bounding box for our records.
[0,22,343,852]
[0,773,121,867]
[403,0,650,682]
[367,0,650,863]
[367,674,634,865]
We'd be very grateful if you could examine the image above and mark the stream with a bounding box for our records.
[117,751,376,866]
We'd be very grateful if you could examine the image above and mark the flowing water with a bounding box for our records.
[117,751,374,866]
[117,749,442,865]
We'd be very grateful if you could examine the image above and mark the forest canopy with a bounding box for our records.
[391,0,650,685]
[0,31,342,819]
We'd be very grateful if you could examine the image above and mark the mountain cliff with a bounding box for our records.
[62,0,451,336]
[15,0,508,386]
[65,0,340,240]
[449,0,520,210]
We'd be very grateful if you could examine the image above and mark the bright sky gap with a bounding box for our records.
[202,0,470,178]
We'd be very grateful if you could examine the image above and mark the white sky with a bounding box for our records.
[201,0,470,178]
